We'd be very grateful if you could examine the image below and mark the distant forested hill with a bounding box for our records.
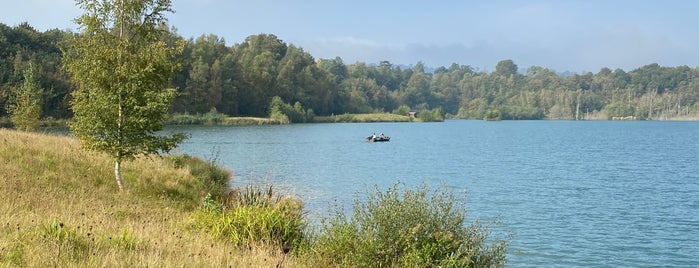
[2,22,697,121]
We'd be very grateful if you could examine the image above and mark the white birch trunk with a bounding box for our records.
[115,161,124,191]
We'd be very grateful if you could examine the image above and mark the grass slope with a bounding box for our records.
[0,128,302,267]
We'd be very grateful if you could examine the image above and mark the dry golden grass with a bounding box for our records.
[0,128,306,267]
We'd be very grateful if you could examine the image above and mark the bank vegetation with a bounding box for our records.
[0,129,507,267]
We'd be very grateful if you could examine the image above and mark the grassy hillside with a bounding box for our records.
[1,128,508,267]
[0,128,303,267]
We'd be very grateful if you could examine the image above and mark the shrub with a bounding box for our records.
[10,66,43,131]
[202,107,225,125]
[418,107,445,122]
[168,153,231,198]
[312,183,508,267]
[192,185,307,253]
[188,156,230,198]
[484,109,502,121]
[269,96,314,123]
[393,105,412,116]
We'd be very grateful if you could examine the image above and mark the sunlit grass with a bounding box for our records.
[0,128,304,267]
[1,128,508,267]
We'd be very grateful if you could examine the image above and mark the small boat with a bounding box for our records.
[366,135,390,142]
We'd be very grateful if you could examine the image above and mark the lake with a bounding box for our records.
[169,120,699,267]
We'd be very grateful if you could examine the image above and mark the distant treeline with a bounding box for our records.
[2,22,698,121]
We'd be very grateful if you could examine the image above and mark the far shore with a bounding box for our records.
[2,114,698,129]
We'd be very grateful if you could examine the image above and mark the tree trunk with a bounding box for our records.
[115,161,124,191]
[575,100,580,120]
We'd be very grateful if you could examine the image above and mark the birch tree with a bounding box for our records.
[62,0,186,191]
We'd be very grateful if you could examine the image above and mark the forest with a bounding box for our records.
[2,22,698,123]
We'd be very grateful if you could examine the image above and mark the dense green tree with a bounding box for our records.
[234,34,287,116]
[495,59,518,77]
[368,60,403,91]
[183,57,211,113]
[276,45,315,103]
[0,23,71,119]
[171,34,228,114]
[214,53,240,115]
[10,65,42,131]
[342,77,377,113]
[404,66,431,108]
[62,0,187,191]
[318,57,348,84]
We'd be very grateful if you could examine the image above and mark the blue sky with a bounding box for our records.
[2,0,698,73]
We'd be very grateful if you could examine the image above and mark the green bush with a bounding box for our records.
[312,183,508,267]
[417,107,445,122]
[202,107,225,125]
[484,109,502,121]
[192,185,307,253]
[165,154,231,200]
[193,163,229,198]
[10,66,43,132]
[393,105,412,116]
[603,102,635,119]
[269,96,314,123]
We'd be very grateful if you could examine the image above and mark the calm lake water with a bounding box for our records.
[170,120,699,267]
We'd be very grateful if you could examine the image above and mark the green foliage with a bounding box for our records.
[203,107,225,124]
[111,229,140,251]
[500,105,544,120]
[417,107,445,122]
[314,113,411,123]
[38,219,76,243]
[166,113,283,125]
[313,183,508,267]
[62,0,187,190]
[201,192,224,212]
[4,20,699,120]
[37,218,90,264]
[192,185,307,252]
[167,108,225,125]
[604,102,635,119]
[484,109,502,121]
[495,59,518,77]
[392,104,412,116]
[221,117,285,125]
[166,112,202,125]
[9,65,42,131]
[269,96,291,124]
[167,154,231,198]
[189,157,230,198]
[269,96,314,123]
[0,23,71,119]
[0,243,24,266]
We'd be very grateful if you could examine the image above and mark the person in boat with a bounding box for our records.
[380,133,385,139]
[371,133,377,140]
